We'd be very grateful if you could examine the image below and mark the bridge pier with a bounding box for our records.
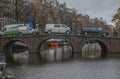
[29,52,42,64]
[2,46,14,63]
[108,52,120,58]
[73,52,82,59]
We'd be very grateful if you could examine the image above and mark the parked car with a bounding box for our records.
[45,24,71,34]
[1,24,21,36]
[112,31,118,36]
[1,24,39,36]
[81,26,109,36]
[1,24,29,36]
[18,26,39,35]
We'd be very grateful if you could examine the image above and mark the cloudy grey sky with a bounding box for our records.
[58,0,120,25]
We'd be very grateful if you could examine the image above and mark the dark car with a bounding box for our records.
[81,26,109,36]
[112,32,118,36]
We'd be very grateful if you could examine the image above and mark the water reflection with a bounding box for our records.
[40,39,72,62]
[10,39,102,64]
[13,51,29,64]
[7,59,120,79]
[12,42,29,64]
[82,41,101,58]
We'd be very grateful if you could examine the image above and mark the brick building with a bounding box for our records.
[0,0,16,30]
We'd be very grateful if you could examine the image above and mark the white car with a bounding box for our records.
[18,27,39,35]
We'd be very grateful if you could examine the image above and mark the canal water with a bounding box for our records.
[12,40,101,64]
[7,59,120,79]
[7,39,120,79]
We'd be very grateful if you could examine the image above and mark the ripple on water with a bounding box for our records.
[7,59,120,79]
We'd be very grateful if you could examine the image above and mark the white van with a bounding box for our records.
[1,24,39,36]
[45,24,71,34]
[1,24,27,36]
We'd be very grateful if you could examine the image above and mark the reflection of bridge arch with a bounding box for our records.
[2,40,29,62]
[80,38,108,58]
[37,38,74,62]
[36,37,74,57]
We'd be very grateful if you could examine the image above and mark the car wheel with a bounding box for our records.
[66,31,70,34]
[85,32,88,35]
[103,33,107,36]
[20,32,23,36]
[33,32,36,35]
[48,30,52,34]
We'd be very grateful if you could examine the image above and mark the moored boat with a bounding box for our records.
[0,52,16,79]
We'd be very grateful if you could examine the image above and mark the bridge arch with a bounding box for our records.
[36,37,74,61]
[2,40,29,63]
[36,37,74,54]
[80,38,108,58]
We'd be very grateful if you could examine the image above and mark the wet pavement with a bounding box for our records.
[7,58,120,79]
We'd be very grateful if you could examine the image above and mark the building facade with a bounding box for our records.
[0,0,16,30]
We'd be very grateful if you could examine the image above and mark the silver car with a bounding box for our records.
[18,27,39,35]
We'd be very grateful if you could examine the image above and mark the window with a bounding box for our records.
[18,25,24,27]
[98,28,103,31]
[2,28,7,32]
[28,27,32,30]
[62,24,66,28]
[55,25,60,28]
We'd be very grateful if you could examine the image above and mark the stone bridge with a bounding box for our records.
[0,34,120,62]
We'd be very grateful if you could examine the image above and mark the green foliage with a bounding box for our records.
[112,7,120,31]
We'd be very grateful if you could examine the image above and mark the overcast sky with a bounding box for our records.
[58,0,120,25]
